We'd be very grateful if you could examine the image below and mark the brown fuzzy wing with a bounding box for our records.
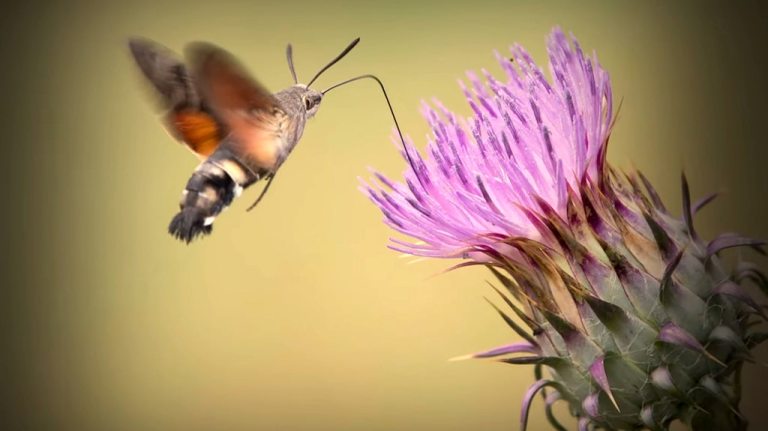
[129,37,224,158]
[185,42,284,170]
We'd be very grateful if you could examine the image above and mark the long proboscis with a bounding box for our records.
[323,74,415,171]
[306,38,361,88]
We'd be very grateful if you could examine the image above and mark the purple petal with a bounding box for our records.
[582,392,600,418]
[692,192,718,215]
[520,380,560,431]
[363,28,614,258]
[707,234,767,258]
[588,356,620,412]
[658,323,724,366]
[450,341,539,361]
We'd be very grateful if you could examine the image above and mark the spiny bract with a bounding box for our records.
[363,28,766,430]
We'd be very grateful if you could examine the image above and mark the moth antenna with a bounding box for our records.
[246,173,277,211]
[286,43,298,84]
[322,74,416,172]
[306,37,360,88]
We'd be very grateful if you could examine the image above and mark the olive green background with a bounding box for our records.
[2,1,767,430]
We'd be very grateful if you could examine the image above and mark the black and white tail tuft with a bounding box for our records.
[168,155,251,243]
[168,208,213,243]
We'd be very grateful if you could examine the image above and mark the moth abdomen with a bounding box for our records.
[168,152,255,243]
[168,207,212,243]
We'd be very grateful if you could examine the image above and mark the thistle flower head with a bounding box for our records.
[364,28,767,431]
[364,28,612,257]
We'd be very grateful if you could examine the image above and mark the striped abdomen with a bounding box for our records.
[168,149,260,242]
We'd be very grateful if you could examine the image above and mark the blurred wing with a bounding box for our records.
[185,41,277,115]
[168,110,222,158]
[129,37,199,110]
[185,42,285,170]
[128,37,223,158]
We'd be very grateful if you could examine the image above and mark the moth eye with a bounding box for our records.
[304,97,312,110]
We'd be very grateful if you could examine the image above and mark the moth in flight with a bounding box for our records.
[129,37,383,243]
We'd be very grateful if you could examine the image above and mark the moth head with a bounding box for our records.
[299,86,323,118]
[284,38,359,119]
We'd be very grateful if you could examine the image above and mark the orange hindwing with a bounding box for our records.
[170,110,222,158]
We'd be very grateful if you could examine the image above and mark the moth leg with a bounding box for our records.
[246,173,276,211]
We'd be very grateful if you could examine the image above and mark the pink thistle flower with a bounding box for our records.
[364,28,612,258]
[363,28,766,431]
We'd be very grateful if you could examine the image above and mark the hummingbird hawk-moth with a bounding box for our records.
[129,37,395,243]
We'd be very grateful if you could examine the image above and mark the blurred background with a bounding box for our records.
[2,0,767,430]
